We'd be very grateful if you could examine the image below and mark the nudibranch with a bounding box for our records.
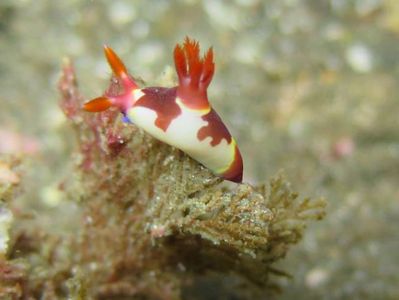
[83,38,243,183]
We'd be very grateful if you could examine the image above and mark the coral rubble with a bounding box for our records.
[0,59,325,299]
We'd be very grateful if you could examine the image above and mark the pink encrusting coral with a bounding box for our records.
[59,58,129,169]
[0,130,40,156]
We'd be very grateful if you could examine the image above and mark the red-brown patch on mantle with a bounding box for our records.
[134,87,181,132]
[197,109,232,146]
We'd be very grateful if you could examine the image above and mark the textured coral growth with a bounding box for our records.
[0,58,326,300]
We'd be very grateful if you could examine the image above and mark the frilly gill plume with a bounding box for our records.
[174,37,215,110]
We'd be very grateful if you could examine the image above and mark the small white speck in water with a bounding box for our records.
[346,44,373,73]
[0,204,13,256]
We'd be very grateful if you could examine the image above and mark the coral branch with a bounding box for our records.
[57,59,325,297]
[1,58,325,299]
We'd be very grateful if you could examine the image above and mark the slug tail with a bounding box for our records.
[222,144,243,183]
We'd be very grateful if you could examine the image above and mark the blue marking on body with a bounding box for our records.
[122,113,133,124]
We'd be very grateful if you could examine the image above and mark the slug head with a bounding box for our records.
[83,45,138,113]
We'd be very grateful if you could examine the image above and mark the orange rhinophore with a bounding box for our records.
[83,37,243,183]
[83,96,111,112]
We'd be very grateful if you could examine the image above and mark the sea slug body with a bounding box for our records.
[83,37,243,183]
